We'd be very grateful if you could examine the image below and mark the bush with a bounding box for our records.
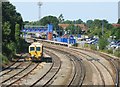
[84,43,89,48]
[106,49,113,54]
[98,37,108,50]
[0,54,9,66]
[72,43,78,47]
[90,44,97,50]
[7,42,17,59]
[114,49,120,57]
[2,41,17,61]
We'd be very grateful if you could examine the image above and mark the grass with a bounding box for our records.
[90,44,97,50]
[75,43,120,58]
[0,54,9,67]
[114,49,120,57]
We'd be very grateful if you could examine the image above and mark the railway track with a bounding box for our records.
[98,53,120,87]
[44,43,117,86]
[70,48,117,86]
[0,62,23,77]
[46,45,106,85]
[74,51,115,85]
[71,50,116,86]
[45,47,85,86]
[6,63,39,87]
[1,58,20,72]
[1,50,61,87]
[66,54,85,86]
[72,47,119,86]
[45,45,105,86]
[1,62,37,86]
[1,41,119,86]
[29,49,61,87]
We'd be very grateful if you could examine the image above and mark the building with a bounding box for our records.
[112,24,120,28]
[58,24,88,32]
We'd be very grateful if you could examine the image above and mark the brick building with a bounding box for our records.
[58,24,88,32]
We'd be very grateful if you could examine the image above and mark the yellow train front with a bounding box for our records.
[29,42,43,61]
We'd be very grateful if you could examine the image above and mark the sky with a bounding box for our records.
[9,0,120,23]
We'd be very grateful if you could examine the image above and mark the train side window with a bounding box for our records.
[30,47,34,51]
[36,47,40,51]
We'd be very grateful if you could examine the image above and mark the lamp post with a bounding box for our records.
[68,30,70,48]
[37,2,42,21]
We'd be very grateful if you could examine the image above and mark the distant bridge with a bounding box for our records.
[21,24,53,33]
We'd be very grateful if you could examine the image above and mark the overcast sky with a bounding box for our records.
[9,0,120,23]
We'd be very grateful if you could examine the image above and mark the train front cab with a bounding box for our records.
[29,44,43,61]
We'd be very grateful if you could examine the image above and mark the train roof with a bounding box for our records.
[29,42,43,47]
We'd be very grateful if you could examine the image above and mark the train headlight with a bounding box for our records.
[31,55,34,57]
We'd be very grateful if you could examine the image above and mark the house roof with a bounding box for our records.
[112,24,120,27]
[58,24,88,31]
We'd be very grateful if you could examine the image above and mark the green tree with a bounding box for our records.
[15,24,20,41]
[98,37,108,50]
[75,19,83,24]
[76,25,82,35]
[65,24,82,35]
[114,27,120,40]
[2,2,23,61]
[65,24,74,35]
[40,15,59,31]
[93,19,102,28]
[117,18,120,24]
[106,24,113,30]
[86,20,93,28]
[108,26,120,40]
[63,20,72,24]
[7,41,16,56]
[2,2,23,41]
[58,14,64,23]
[2,21,11,42]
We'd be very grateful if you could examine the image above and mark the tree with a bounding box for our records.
[102,19,109,29]
[106,24,113,30]
[40,15,59,25]
[98,37,108,50]
[58,14,64,23]
[65,24,74,35]
[114,27,120,40]
[2,21,11,42]
[75,19,83,24]
[75,25,82,35]
[2,2,23,41]
[65,24,82,35]
[117,18,120,24]
[40,15,59,31]
[2,2,23,61]
[93,19,102,28]
[7,41,17,57]
[63,20,72,24]
[86,20,93,28]
[15,24,20,41]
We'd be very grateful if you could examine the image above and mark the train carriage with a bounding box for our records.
[29,42,43,61]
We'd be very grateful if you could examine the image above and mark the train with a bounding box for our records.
[29,42,43,61]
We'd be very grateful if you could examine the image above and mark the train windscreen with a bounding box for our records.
[30,47,34,51]
[36,47,40,51]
